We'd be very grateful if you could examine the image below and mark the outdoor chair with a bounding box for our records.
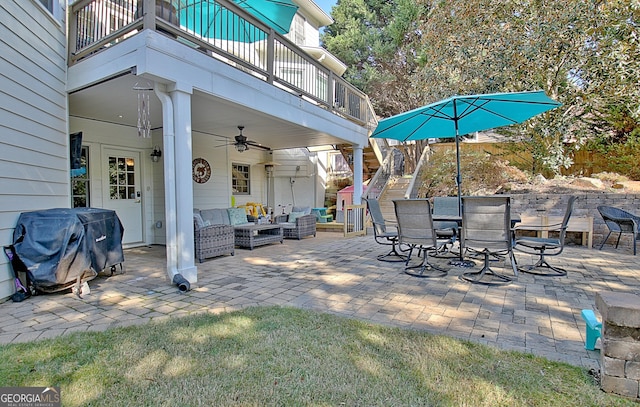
[393,199,450,278]
[514,196,577,276]
[460,196,516,285]
[597,206,640,255]
[432,196,460,257]
[273,212,316,240]
[364,198,407,262]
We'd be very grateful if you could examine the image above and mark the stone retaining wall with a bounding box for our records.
[509,193,640,249]
[596,291,640,399]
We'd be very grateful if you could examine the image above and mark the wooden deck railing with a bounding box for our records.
[68,0,377,128]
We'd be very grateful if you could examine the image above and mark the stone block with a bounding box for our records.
[626,361,640,380]
[596,292,640,328]
[602,356,625,377]
[602,338,640,362]
[601,374,639,398]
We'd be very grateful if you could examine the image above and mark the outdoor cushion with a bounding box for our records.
[228,208,249,225]
[292,206,312,215]
[200,208,230,225]
[279,222,296,229]
[288,211,305,222]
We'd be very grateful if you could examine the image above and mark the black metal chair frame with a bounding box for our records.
[514,196,577,276]
[394,199,451,278]
[364,198,408,262]
[597,205,639,256]
[460,196,515,286]
[431,196,460,258]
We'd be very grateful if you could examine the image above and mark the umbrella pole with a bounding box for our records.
[453,104,462,217]
[455,134,462,216]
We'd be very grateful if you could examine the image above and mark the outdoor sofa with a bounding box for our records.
[194,207,285,260]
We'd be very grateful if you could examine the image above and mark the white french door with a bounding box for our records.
[102,148,144,245]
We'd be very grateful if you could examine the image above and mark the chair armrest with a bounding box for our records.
[195,224,234,237]
[274,214,288,224]
[514,222,565,232]
[296,214,316,227]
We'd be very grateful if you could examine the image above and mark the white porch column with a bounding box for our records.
[353,144,364,204]
[170,85,197,283]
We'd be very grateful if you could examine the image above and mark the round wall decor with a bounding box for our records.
[192,158,211,184]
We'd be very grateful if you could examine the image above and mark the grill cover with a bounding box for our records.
[13,208,124,292]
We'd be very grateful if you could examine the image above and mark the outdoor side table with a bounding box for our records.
[234,224,283,250]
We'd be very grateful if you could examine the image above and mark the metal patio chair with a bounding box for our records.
[514,196,577,276]
[460,196,516,285]
[393,199,451,278]
[363,198,407,262]
[598,205,639,255]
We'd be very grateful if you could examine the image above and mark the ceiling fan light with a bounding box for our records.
[235,143,248,153]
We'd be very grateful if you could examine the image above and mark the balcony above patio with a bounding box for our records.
[68,0,376,130]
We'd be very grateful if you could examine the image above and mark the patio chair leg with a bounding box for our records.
[509,250,518,277]
[615,232,622,249]
[599,231,612,250]
[430,242,459,259]
[518,252,567,277]
[377,241,409,263]
[404,248,448,278]
[459,250,512,286]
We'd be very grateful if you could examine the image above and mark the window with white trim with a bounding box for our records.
[38,0,53,12]
[232,163,251,195]
[292,14,306,46]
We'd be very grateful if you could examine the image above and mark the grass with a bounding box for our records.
[0,306,633,406]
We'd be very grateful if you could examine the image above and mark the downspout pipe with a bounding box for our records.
[154,83,179,282]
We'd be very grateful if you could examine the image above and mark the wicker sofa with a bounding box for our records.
[274,206,317,240]
[193,208,252,262]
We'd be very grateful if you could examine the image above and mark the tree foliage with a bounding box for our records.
[323,0,640,177]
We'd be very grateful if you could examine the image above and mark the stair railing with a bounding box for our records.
[405,145,431,199]
[364,147,404,200]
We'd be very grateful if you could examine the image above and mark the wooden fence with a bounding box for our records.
[429,143,611,178]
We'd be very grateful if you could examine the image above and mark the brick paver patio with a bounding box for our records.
[2,232,638,370]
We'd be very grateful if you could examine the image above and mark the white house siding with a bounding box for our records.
[272,149,320,212]
[0,1,68,300]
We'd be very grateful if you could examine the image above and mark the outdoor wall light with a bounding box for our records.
[264,164,274,176]
[150,146,162,162]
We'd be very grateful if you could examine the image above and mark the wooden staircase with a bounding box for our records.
[377,176,412,223]
[337,143,380,181]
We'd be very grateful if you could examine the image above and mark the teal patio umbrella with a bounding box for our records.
[370,90,562,214]
[180,0,298,42]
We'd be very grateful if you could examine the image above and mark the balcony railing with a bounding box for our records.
[68,0,377,129]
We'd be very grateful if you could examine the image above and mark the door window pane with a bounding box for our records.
[109,155,136,200]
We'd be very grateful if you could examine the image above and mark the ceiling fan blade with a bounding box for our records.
[246,140,271,151]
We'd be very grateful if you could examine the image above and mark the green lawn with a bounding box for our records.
[0,306,632,406]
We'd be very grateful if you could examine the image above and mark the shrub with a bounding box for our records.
[418,148,529,197]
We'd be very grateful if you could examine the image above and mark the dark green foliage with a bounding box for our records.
[323,0,640,178]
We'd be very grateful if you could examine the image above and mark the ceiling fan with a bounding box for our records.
[222,126,270,153]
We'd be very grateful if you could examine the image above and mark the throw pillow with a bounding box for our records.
[288,211,305,223]
[193,213,205,230]
[228,208,248,225]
